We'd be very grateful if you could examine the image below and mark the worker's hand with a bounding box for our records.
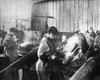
[51,54,56,60]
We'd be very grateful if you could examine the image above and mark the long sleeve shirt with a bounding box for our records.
[3,34,18,62]
[37,37,50,59]
[3,34,16,49]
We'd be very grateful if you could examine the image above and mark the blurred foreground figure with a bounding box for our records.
[3,28,19,80]
[36,26,60,80]
[3,28,18,63]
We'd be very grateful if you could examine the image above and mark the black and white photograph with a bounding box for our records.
[0,0,100,80]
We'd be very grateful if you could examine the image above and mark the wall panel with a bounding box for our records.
[63,0,68,32]
[56,1,60,30]
[78,0,84,30]
[93,0,99,30]
[87,0,94,30]
[60,1,64,31]
[83,0,88,30]
[74,0,79,31]
[70,0,74,32]
[32,0,100,32]
[65,0,70,32]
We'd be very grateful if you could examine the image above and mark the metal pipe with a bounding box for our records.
[69,57,97,80]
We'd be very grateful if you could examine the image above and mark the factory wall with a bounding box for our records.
[0,0,33,32]
[31,0,100,32]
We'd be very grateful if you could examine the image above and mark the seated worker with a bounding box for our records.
[36,26,61,80]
